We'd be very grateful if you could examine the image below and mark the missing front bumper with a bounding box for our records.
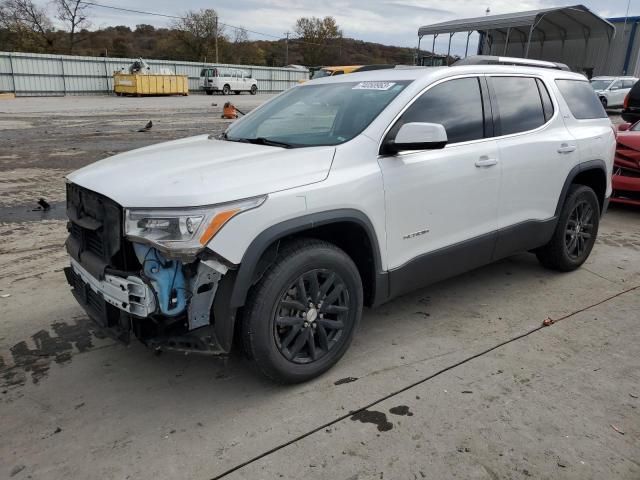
[67,258,156,317]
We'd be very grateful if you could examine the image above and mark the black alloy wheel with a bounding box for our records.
[564,199,595,260]
[274,269,349,364]
[242,238,363,383]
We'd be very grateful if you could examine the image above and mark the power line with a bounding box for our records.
[77,1,342,48]
[79,1,281,38]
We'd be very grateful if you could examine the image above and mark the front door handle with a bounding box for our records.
[475,156,498,167]
[558,143,577,154]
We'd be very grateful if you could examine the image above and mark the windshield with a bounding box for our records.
[224,81,410,147]
[590,79,613,90]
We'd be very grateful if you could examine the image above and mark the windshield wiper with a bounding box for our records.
[221,134,296,148]
[245,137,296,148]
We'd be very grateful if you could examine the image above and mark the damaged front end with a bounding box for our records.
[63,183,256,355]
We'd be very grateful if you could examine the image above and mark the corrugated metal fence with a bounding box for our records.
[0,52,308,96]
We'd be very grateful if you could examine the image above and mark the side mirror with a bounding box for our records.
[384,122,448,154]
[618,123,631,132]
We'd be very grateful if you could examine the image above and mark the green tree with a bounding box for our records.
[294,16,342,66]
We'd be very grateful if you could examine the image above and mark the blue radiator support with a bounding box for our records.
[133,243,187,316]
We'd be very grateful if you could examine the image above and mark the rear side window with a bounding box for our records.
[397,77,485,143]
[490,77,546,135]
[555,79,607,119]
[623,79,636,88]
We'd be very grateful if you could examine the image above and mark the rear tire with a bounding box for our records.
[536,185,600,271]
[250,85,258,95]
[242,239,363,384]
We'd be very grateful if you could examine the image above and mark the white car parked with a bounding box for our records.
[199,67,258,95]
[590,76,638,108]
[65,58,615,383]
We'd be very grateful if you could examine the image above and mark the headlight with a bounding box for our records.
[124,196,266,256]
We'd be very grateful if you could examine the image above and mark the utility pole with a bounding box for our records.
[285,31,290,66]
[215,15,219,63]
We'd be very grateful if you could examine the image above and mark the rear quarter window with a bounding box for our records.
[555,79,607,119]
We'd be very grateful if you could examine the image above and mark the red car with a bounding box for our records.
[613,122,640,206]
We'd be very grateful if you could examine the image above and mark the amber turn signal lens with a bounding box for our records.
[199,209,240,245]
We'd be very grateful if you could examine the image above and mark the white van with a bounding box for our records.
[199,67,258,95]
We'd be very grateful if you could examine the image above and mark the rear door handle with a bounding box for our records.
[557,143,577,154]
[475,156,498,167]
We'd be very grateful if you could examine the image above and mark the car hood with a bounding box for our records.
[67,135,336,207]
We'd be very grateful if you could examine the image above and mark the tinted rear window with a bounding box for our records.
[555,79,607,119]
[491,77,546,135]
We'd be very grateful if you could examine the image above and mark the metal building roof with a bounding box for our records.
[418,4,615,41]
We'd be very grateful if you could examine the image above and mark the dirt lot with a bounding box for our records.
[0,96,639,480]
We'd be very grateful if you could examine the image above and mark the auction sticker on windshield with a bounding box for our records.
[353,81,396,90]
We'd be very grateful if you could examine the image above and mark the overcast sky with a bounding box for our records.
[40,0,640,56]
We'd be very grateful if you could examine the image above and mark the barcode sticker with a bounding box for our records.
[353,81,396,90]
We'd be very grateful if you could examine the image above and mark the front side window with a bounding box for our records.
[556,79,607,119]
[394,77,485,144]
[225,80,410,147]
[491,76,546,135]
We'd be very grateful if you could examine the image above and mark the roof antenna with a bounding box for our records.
[485,6,491,15]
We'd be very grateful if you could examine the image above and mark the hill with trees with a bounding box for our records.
[0,2,434,66]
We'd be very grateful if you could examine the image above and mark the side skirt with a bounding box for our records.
[385,218,557,302]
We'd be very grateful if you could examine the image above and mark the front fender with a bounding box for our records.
[227,209,385,308]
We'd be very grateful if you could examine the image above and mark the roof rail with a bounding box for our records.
[453,55,570,71]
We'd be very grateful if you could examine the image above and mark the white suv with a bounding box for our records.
[590,76,638,108]
[65,60,615,383]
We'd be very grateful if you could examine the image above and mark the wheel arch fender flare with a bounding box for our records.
[554,159,608,217]
[227,209,384,309]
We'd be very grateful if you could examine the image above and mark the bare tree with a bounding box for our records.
[54,0,90,53]
[0,0,54,49]
[294,16,342,66]
[173,9,224,62]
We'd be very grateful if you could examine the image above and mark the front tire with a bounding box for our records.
[250,85,258,95]
[536,185,600,271]
[242,239,363,383]
[222,84,230,95]
[600,97,608,109]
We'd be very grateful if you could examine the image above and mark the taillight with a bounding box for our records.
[624,93,630,109]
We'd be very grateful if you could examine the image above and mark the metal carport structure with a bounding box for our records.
[417,4,615,70]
